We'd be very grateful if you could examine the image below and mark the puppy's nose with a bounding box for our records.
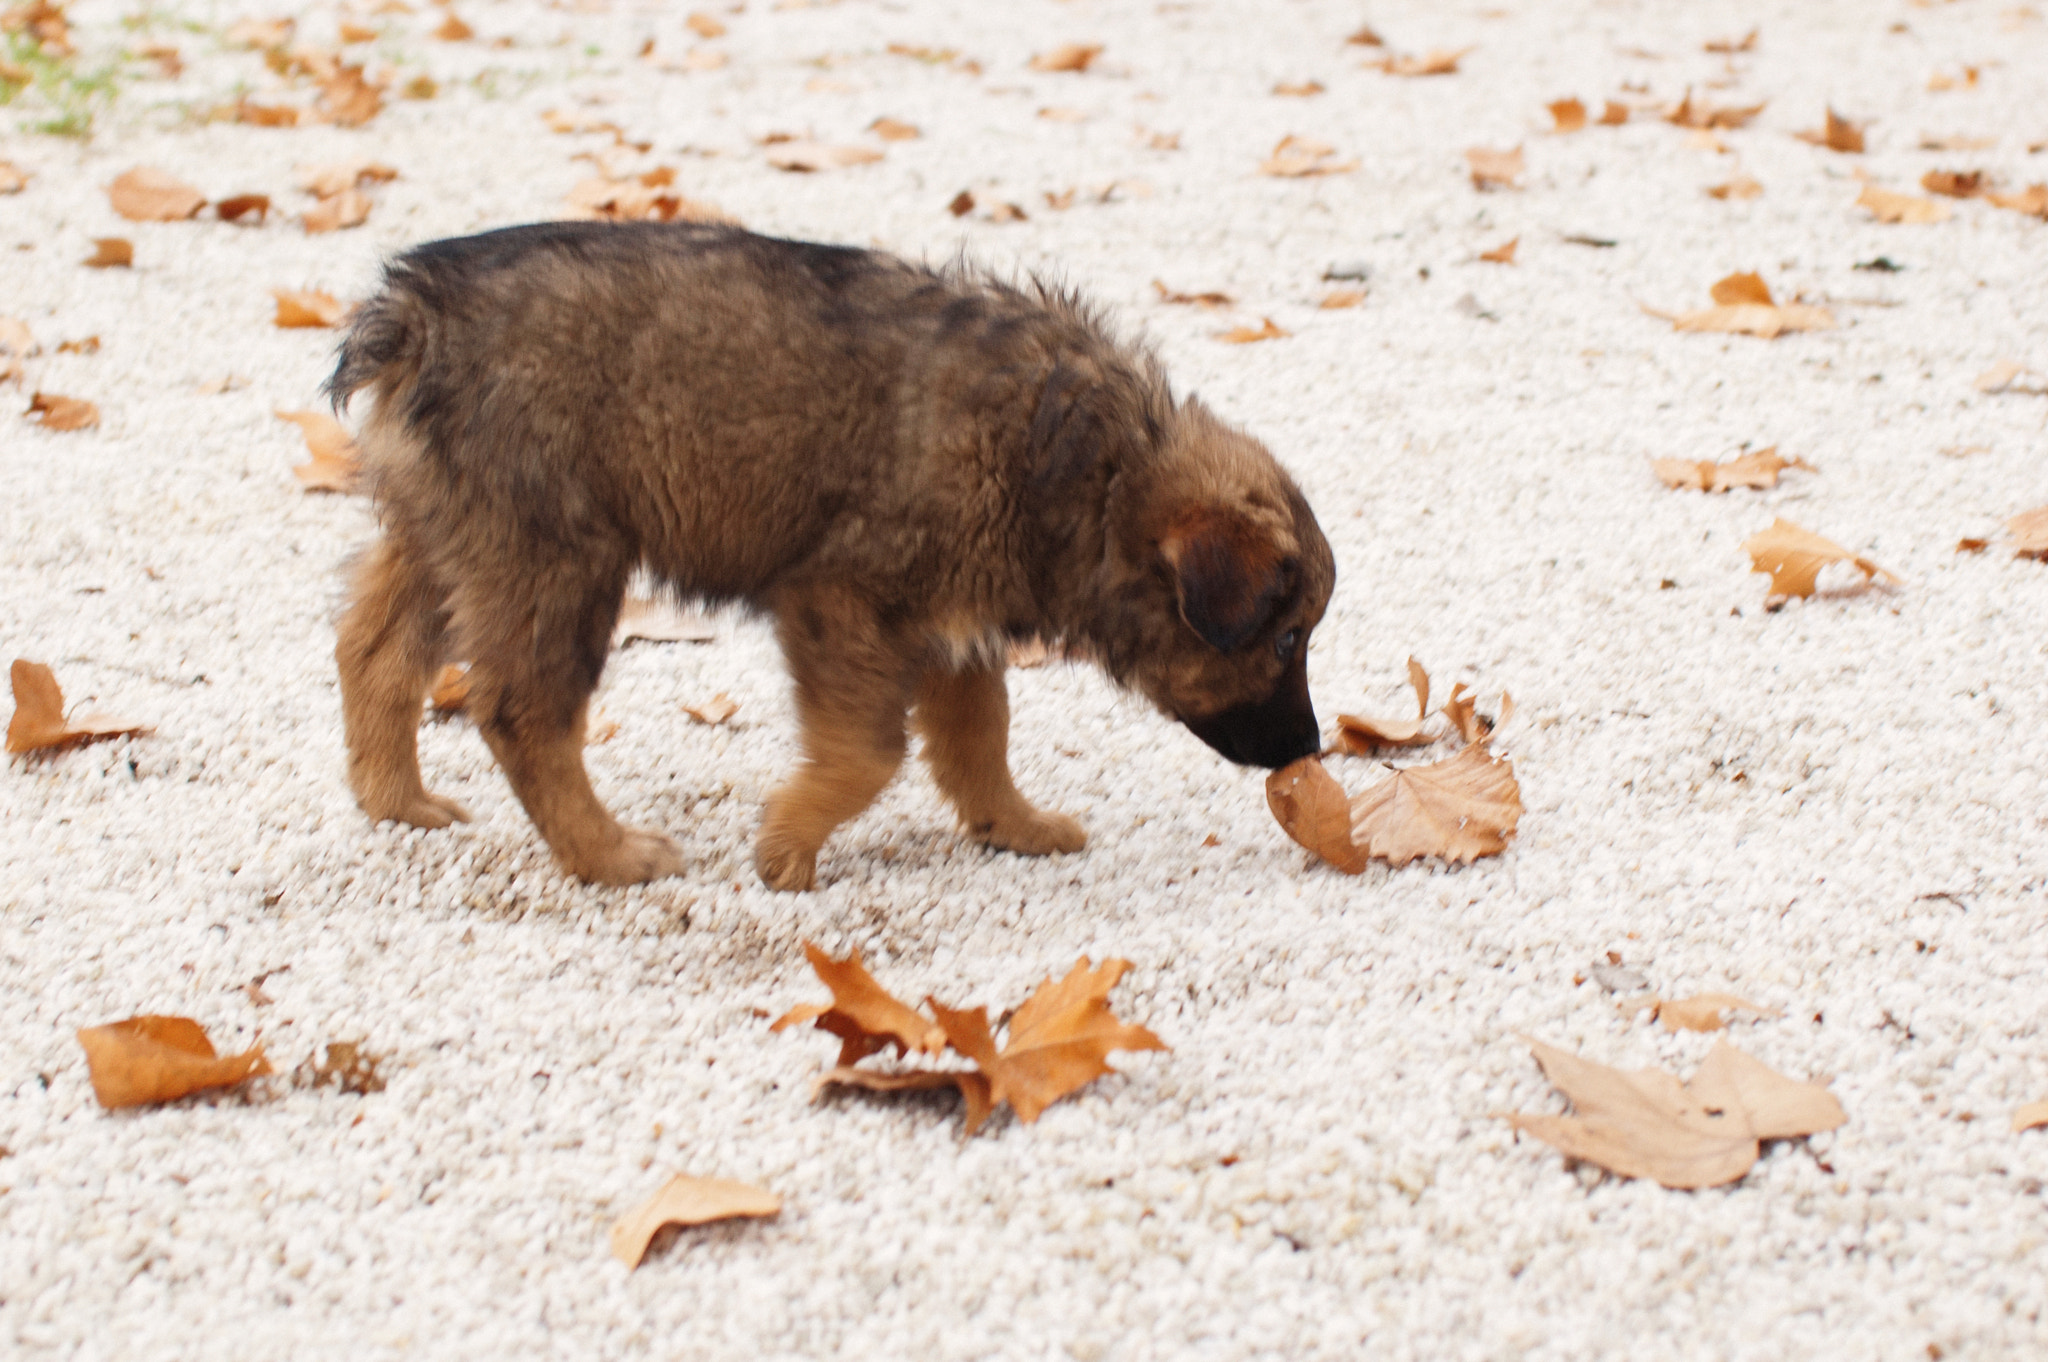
[1182,664,1321,770]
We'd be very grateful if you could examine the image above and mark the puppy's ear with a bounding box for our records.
[1161,508,1291,653]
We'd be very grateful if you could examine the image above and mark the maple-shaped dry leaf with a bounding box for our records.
[215,193,270,223]
[429,663,469,713]
[276,409,360,492]
[7,659,149,754]
[1987,184,2048,218]
[1479,237,1518,264]
[869,116,919,141]
[75,1015,270,1109]
[613,595,717,644]
[2008,506,2048,560]
[1028,43,1102,73]
[1548,97,1587,133]
[1922,169,1985,199]
[1856,184,1950,224]
[1706,175,1763,200]
[2014,1101,2048,1133]
[1742,518,1900,599]
[272,289,346,328]
[1154,280,1232,307]
[1625,992,1782,1032]
[1795,107,1865,153]
[303,190,372,234]
[1374,48,1470,77]
[1335,656,1432,753]
[1650,447,1813,493]
[610,1174,779,1269]
[1666,90,1765,130]
[683,693,738,725]
[771,941,945,1067]
[1259,135,1356,178]
[1466,146,1523,191]
[83,237,132,268]
[1650,272,1834,339]
[1218,318,1288,344]
[1506,1038,1842,1189]
[108,167,205,222]
[26,392,98,430]
[814,1065,994,1135]
[1350,741,1520,866]
[929,958,1166,1132]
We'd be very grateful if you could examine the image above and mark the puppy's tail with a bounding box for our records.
[324,271,431,415]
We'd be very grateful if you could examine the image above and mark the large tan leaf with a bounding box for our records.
[1742,518,1899,598]
[1265,757,1368,872]
[610,1174,779,1268]
[276,410,360,493]
[108,167,204,221]
[1335,656,1433,753]
[76,1015,270,1108]
[1349,741,1522,866]
[7,659,149,754]
[1686,1042,1845,1141]
[771,941,945,1067]
[1651,447,1813,493]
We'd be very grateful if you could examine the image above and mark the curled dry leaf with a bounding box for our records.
[1705,27,1759,54]
[272,289,346,328]
[1923,169,1985,199]
[566,172,733,225]
[1479,237,1518,264]
[1344,24,1383,46]
[1374,48,1471,77]
[1706,175,1762,200]
[2008,507,2048,560]
[1987,184,2048,218]
[1260,135,1356,178]
[1028,43,1102,73]
[771,941,946,1067]
[1599,100,1630,126]
[1742,517,1900,599]
[299,159,397,198]
[76,1015,270,1109]
[1667,90,1765,129]
[429,663,470,713]
[275,409,361,492]
[1651,447,1813,493]
[1466,146,1523,190]
[765,142,884,172]
[1154,281,1232,307]
[1335,655,1432,753]
[2015,1101,2048,1133]
[1319,288,1366,309]
[1438,681,1500,747]
[1217,318,1288,344]
[1548,97,1586,133]
[611,1175,779,1269]
[1957,538,1989,554]
[1624,992,1782,1032]
[303,190,372,233]
[215,193,270,223]
[1647,271,1834,339]
[1269,744,1523,872]
[8,659,148,754]
[1795,107,1865,153]
[26,392,98,430]
[1856,184,1950,224]
[108,167,205,222]
[813,1066,993,1135]
[1264,757,1368,872]
[83,237,132,268]
[1506,1038,1844,1189]
[683,693,739,725]
[1273,80,1324,97]
[613,596,717,644]
[869,117,919,141]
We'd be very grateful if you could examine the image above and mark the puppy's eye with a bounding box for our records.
[1275,628,1301,661]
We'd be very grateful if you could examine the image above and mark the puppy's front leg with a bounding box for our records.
[915,664,1085,857]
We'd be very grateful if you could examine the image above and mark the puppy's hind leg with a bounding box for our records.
[337,536,470,829]
[915,664,1085,857]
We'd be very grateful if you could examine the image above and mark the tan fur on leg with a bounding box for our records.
[756,700,908,892]
[916,665,1085,856]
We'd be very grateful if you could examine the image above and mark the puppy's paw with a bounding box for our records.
[571,827,685,886]
[365,790,472,829]
[981,807,1087,857]
[754,834,819,892]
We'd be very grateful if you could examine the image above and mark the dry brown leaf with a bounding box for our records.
[565,172,732,224]
[930,958,1166,1132]
[1466,146,1523,190]
[611,1175,779,1269]
[0,317,35,359]
[300,160,398,198]
[225,16,292,48]
[869,116,919,141]
[1037,106,1086,123]
[613,596,717,644]
[1713,272,1774,306]
[2008,506,2048,559]
[1856,183,1950,224]
[314,64,382,126]
[685,11,726,38]
[1652,272,1834,339]
[1153,280,1232,308]
[1923,169,1985,199]
[1667,90,1765,129]
[1335,656,1432,754]
[1506,1038,1844,1189]
[988,201,1028,223]
[766,142,884,172]
[1259,135,1356,178]
[1975,360,2030,395]
[1795,107,1865,153]
[1926,66,1979,93]
[1650,447,1814,493]
[26,391,97,430]
[1217,318,1288,344]
[434,13,472,40]
[55,337,97,355]
[7,659,148,754]
[0,160,26,193]
[1548,97,1587,133]
[1269,742,1522,871]
[948,191,975,218]
[814,1065,993,1135]
[1704,27,1759,54]
[233,100,301,128]
[76,1015,269,1109]
[429,663,469,713]
[82,237,132,268]
[1625,992,1781,1032]
[1265,757,1369,872]
[338,20,376,43]
[108,167,205,222]
[272,289,346,328]
[302,190,372,234]
[1957,537,1989,554]
[771,941,946,1067]
[1742,517,1899,599]
[1029,43,1102,73]
[215,193,270,223]
[1273,80,1324,97]
[1374,48,1470,77]
[1987,184,2048,218]
[2015,1101,2048,1132]
[276,409,360,492]
[1599,100,1630,126]
[683,693,739,725]
[1479,237,1518,264]
[1319,288,1366,309]
[1344,24,1383,47]
[1706,175,1762,200]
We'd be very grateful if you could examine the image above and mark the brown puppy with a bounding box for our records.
[330,222,1333,890]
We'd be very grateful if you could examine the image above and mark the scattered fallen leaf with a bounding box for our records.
[224,16,292,48]
[869,116,919,141]
[1686,128,1731,154]
[1344,24,1383,46]
[772,941,947,1066]
[1856,183,1950,224]
[766,141,884,172]
[0,317,34,361]
[1922,169,1985,199]
[7,659,148,755]
[1648,272,1835,338]
[1269,742,1522,872]
[429,663,469,712]
[1043,188,1077,210]
[1319,288,1366,308]
[1548,97,1587,132]
[1029,43,1102,73]
[611,1175,780,1269]
[1987,184,2048,217]
[586,712,619,744]
[1599,100,1630,125]
[685,11,726,38]
[55,336,97,355]
[215,193,270,223]
[947,189,975,217]
[1260,135,1356,178]
[234,100,301,128]
[1926,65,1980,92]
[299,159,398,198]
[1373,48,1471,77]
[814,1065,992,1133]
[1704,27,1759,54]
[1335,656,1432,753]
[1650,447,1814,493]
[1667,90,1765,129]
[1265,758,1369,872]
[2015,1101,2048,1133]
[565,171,732,224]
[1795,107,1865,153]
[76,1015,270,1109]
[338,21,376,43]
[683,693,739,725]
[276,409,360,492]
[2009,506,2048,559]
[108,167,205,222]
[1742,517,1899,599]
[1920,134,1996,152]
[1957,538,1989,553]
[301,1040,386,1094]
[272,289,346,328]
[82,237,132,268]
[1273,79,1324,97]
[1505,1038,1845,1189]
[1624,993,1781,1032]
[433,12,472,40]
[26,391,97,430]
[196,375,247,395]
[303,189,372,233]
[1037,106,1086,123]
[0,160,29,193]
[1217,318,1288,343]
[613,596,718,644]
[1466,146,1523,190]
[314,63,382,127]
[1706,175,1763,199]
[1479,236,1518,264]
[1973,359,2029,393]
[1153,280,1232,308]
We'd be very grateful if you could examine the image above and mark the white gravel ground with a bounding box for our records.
[3,0,2047,1358]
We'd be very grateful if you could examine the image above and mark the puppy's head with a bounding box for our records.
[1108,401,1335,768]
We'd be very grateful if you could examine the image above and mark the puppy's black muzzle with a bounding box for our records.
[1182,655,1321,770]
